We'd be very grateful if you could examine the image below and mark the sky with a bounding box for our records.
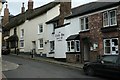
[1,0,98,16]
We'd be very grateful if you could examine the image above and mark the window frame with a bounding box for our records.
[50,41,55,52]
[67,40,80,52]
[75,40,80,52]
[38,24,43,34]
[20,40,24,48]
[20,29,24,38]
[80,17,89,32]
[103,10,117,27]
[104,38,118,55]
[38,38,43,49]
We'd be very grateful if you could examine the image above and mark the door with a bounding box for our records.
[32,41,36,53]
[83,44,89,62]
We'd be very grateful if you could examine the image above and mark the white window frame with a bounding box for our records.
[67,40,80,52]
[38,24,43,34]
[80,17,89,32]
[20,40,24,48]
[103,10,117,27]
[75,40,80,52]
[50,41,54,52]
[109,10,117,26]
[38,38,43,49]
[20,29,24,38]
[104,38,118,55]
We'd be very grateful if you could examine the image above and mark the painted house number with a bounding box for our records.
[55,32,65,41]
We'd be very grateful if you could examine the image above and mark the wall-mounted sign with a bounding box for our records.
[55,32,65,41]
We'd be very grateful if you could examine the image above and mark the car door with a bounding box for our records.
[100,55,118,76]
[114,56,120,77]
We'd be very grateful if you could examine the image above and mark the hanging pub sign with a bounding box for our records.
[55,32,65,41]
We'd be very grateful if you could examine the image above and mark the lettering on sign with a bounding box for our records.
[55,32,65,41]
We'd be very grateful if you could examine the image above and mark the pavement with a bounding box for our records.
[2,53,84,79]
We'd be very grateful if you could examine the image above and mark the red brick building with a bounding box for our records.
[66,2,120,63]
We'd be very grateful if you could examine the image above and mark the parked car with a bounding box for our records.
[83,55,120,79]
[2,46,10,55]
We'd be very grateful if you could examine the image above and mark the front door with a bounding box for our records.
[83,44,90,62]
[32,41,36,52]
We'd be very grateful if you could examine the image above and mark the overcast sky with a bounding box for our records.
[1,0,98,16]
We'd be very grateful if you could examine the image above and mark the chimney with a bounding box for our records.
[58,0,71,26]
[21,2,25,13]
[28,0,33,10]
[3,4,9,26]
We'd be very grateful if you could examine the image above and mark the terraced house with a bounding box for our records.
[66,1,120,63]
[2,0,60,57]
[46,1,120,63]
[2,0,120,63]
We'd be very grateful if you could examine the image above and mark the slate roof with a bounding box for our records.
[46,2,120,24]
[66,34,79,41]
[67,2,120,19]
[3,2,59,31]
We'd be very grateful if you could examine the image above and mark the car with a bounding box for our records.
[83,55,120,79]
[2,46,10,55]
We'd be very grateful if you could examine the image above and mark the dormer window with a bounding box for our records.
[103,10,117,27]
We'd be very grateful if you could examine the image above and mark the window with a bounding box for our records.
[21,29,24,38]
[103,10,117,27]
[80,17,89,31]
[67,42,70,51]
[20,40,24,48]
[104,38,118,55]
[75,40,80,52]
[38,39,43,49]
[102,56,118,64]
[50,41,54,51]
[38,24,43,34]
[14,28,17,34]
[67,40,80,52]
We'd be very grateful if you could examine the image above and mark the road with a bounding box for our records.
[2,55,106,79]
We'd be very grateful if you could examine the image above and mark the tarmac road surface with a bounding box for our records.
[2,55,107,79]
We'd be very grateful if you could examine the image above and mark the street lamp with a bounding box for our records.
[0,0,7,79]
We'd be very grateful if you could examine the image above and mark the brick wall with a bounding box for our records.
[79,5,120,62]
[58,2,71,26]
[2,4,9,26]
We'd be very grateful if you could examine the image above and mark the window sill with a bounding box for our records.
[20,47,24,49]
[49,51,54,54]
[79,29,90,33]
[103,24,117,28]
[38,48,44,50]
[66,52,81,54]
[37,33,43,35]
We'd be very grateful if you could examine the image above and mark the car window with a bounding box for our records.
[117,58,120,65]
[102,56,118,64]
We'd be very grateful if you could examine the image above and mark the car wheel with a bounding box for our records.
[86,67,95,76]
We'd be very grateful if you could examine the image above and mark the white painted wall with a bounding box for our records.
[53,17,80,58]
[46,24,55,57]
[46,5,60,22]
[9,4,60,57]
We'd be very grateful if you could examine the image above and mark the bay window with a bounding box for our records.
[67,40,80,52]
